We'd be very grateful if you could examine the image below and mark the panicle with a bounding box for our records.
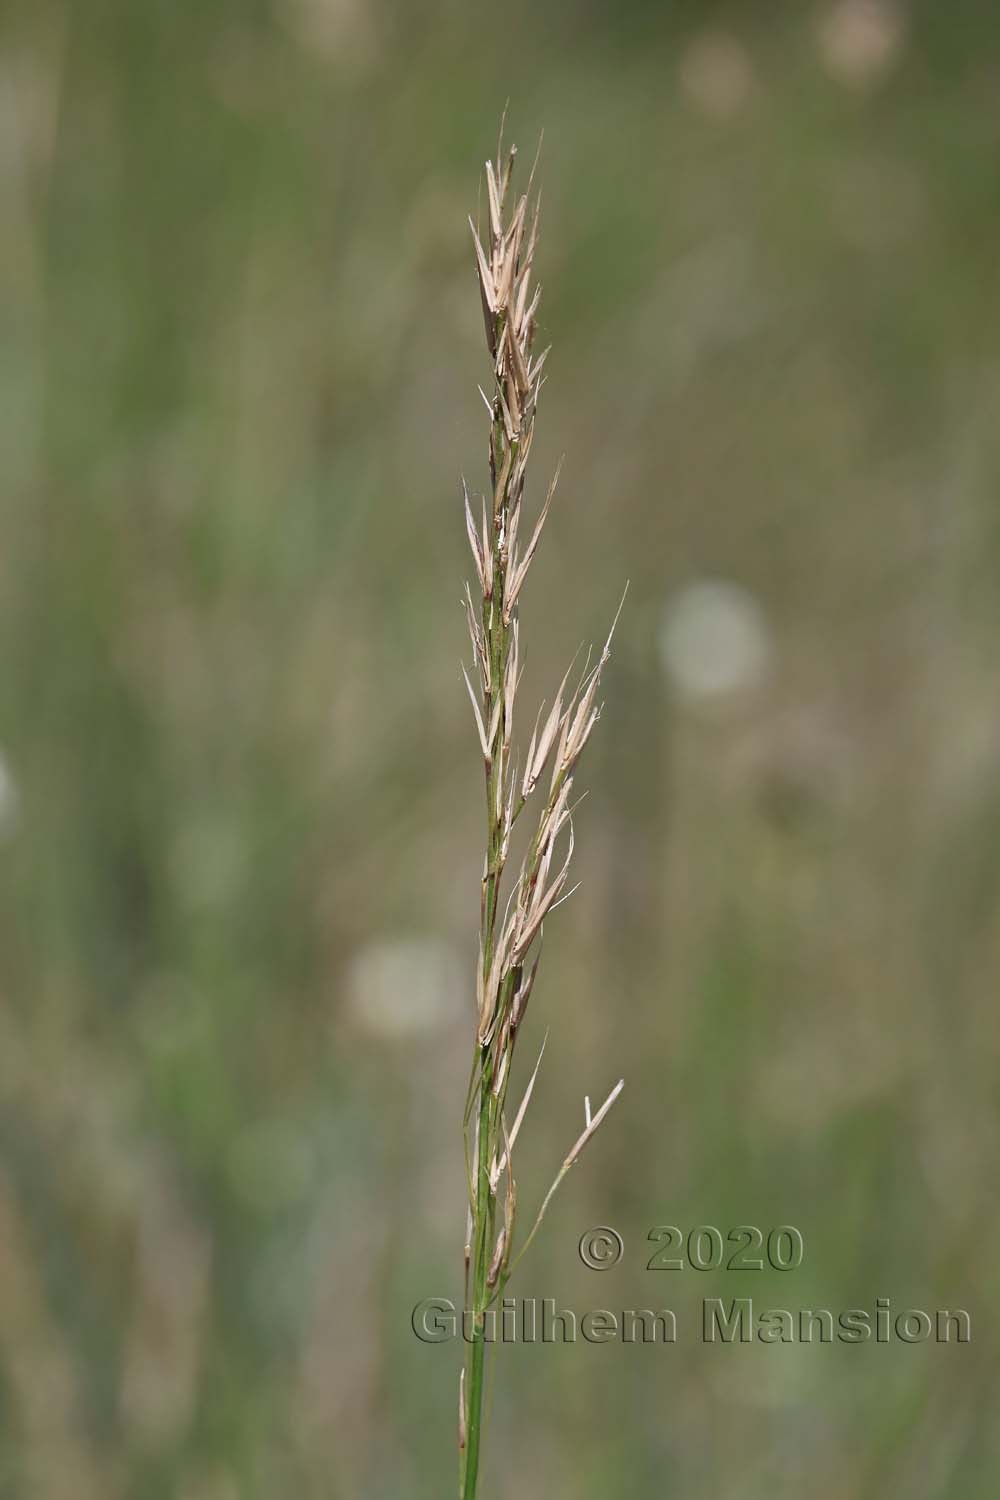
[461,145,624,1442]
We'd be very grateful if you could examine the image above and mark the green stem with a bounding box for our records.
[462,300,513,1500]
[462,1074,494,1499]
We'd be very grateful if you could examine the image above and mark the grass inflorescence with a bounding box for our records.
[458,124,624,1500]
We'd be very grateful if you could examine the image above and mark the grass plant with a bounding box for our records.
[458,126,624,1499]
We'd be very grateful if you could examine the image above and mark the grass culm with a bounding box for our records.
[457,126,624,1500]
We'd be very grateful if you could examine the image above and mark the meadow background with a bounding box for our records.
[1,0,998,1495]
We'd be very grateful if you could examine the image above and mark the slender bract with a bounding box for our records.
[458,131,623,1500]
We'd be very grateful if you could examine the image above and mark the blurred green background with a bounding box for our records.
[1,0,998,1495]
